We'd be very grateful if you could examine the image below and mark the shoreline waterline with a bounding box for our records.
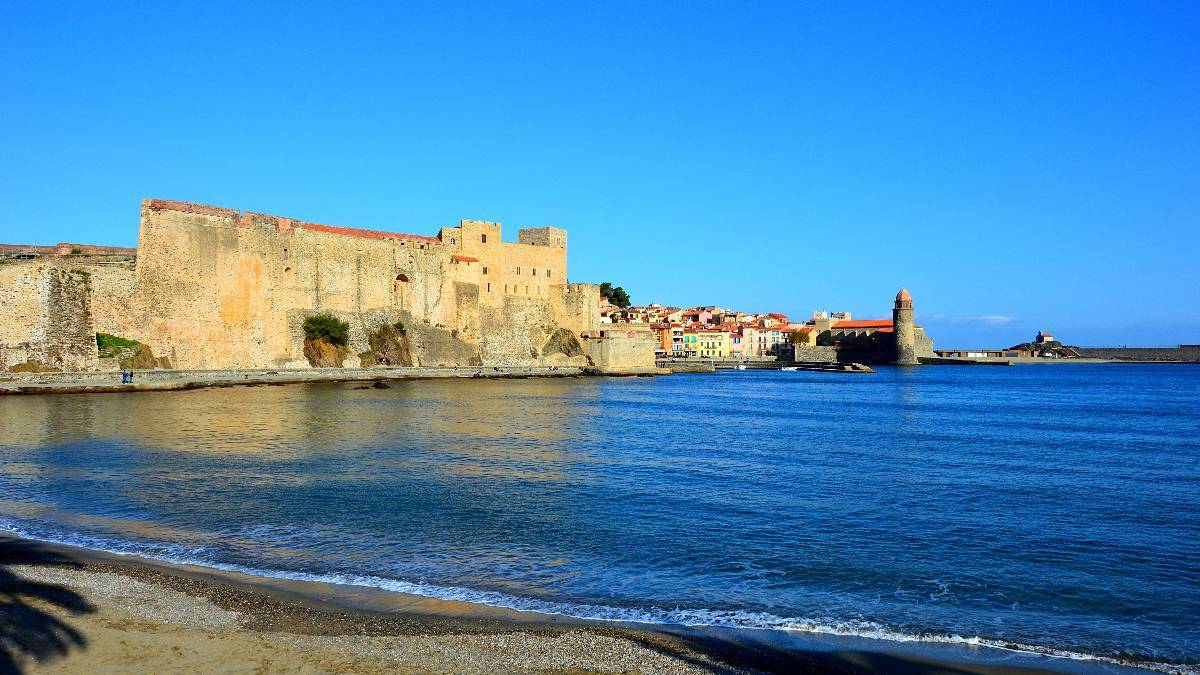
[0,529,1179,674]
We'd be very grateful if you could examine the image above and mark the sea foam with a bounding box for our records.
[1,520,1194,675]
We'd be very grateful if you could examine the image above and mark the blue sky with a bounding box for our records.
[2,2,1197,348]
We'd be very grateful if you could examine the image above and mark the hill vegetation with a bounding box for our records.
[599,282,631,308]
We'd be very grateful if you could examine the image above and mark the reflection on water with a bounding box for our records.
[1,367,1199,667]
[0,379,598,465]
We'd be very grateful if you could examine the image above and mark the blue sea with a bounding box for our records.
[1,365,1197,671]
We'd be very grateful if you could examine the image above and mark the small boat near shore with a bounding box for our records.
[780,362,875,373]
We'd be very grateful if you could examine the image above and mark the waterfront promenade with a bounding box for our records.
[0,365,613,396]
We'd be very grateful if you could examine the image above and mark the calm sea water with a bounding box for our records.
[1,366,1197,670]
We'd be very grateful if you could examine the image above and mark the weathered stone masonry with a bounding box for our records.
[1,198,657,373]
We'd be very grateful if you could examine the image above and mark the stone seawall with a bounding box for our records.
[788,346,840,363]
[1075,347,1200,362]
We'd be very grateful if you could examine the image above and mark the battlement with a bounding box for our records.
[143,199,441,244]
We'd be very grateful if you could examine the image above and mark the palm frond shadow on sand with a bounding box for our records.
[0,539,96,673]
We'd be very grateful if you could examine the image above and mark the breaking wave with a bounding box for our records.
[1,520,1194,674]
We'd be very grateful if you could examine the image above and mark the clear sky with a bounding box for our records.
[2,2,1197,348]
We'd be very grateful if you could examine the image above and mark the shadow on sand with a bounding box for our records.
[0,539,96,673]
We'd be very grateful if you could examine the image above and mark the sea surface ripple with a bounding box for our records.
[0,365,1197,671]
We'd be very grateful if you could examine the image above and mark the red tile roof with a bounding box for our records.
[451,255,479,263]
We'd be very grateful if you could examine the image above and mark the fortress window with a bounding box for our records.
[450,237,456,245]
[532,268,537,276]
[482,266,488,275]
[525,286,529,294]
[396,274,409,282]
[546,269,551,278]
[487,283,491,292]
[481,234,487,243]
[516,266,521,275]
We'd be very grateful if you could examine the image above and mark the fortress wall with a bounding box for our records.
[581,328,659,374]
[1,198,632,372]
[131,202,462,369]
[551,283,602,335]
[88,266,138,339]
[119,200,607,370]
[446,220,568,309]
[0,262,98,372]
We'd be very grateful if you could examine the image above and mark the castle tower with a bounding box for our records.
[893,288,917,365]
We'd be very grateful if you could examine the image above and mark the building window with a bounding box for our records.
[481,234,487,243]
[532,268,537,276]
[482,266,488,275]
[546,269,551,278]
[450,237,456,245]
[525,286,529,294]
[487,283,491,292]
[516,266,521,275]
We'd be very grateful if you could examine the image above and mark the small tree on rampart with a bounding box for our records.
[302,313,350,346]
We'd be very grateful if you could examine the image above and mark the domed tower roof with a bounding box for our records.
[896,288,912,302]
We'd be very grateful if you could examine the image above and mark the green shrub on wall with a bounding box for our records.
[303,313,350,346]
[96,333,141,358]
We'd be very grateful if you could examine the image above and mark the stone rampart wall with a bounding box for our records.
[0,262,98,371]
[120,199,608,370]
[1,198,638,373]
[581,328,658,373]
[788,346,841,363]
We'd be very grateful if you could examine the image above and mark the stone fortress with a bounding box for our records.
[0,199,657,374]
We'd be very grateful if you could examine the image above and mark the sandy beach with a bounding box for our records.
[0,534,1083,674]
[1,536,738,674]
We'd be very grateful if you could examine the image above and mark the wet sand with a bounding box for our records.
[0,534,1112,674]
